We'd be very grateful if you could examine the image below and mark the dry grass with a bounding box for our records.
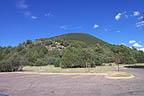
[107,71,132,77]
[22,65,111,73]
[22,63,144,73]
[21,64,139,77]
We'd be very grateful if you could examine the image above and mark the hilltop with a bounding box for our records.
[36,33,109,46]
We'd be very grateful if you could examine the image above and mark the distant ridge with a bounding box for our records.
[48,33,110,46]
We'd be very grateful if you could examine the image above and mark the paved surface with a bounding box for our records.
[0,68,144,96]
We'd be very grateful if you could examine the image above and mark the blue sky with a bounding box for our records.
[0,0,144,50]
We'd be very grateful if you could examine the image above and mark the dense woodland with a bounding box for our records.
[0,33,144,72]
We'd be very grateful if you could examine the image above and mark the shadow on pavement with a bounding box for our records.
[111,89,144,96]
[124,65,144,69]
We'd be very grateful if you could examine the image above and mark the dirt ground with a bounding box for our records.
[0,68,144,96]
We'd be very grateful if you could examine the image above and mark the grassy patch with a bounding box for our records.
[107,71,132,77]
[21,65,135,78]
[21,64,140,77]
[22,65,108,73]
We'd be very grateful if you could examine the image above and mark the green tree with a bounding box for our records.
[60,48,102,68]
[16,44,24,52]
[26,40,32,45]
[44,40,53,46]
[70,40,87,48]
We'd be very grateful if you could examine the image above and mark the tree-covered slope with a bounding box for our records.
[1,33,144,72]
[38,33,109,46]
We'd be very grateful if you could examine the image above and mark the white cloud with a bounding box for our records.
[129,40,136,44]
[23,11,38,20]
[59,25,83,30]
[16,0,28,9]
[24,11,31,16]
[115,11,126,21]
[116,30,120,33]
[138,16,143,20]
[139,41,142,43]
[136,21,144,28]
[31,16,37,20]
[93,24,99,28]
[115,13,121,21]
[60,25,68,30]
[125,15,129,18]
[133,11,140,16]
[16,0,39,20]
[133,43,142,47]
[138,48,144,51]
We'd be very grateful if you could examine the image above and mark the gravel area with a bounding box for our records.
[0,68,144,96]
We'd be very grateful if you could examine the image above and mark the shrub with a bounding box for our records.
[26,40,32,45]
[0,55,26,72]
[44,40,53,46]
[47,57,56,65]
[6,55,26,71]
[60,48,100,68]
[0,61,13,72]
[51,44,56,47]
[35,59,46,66]
[92,56,103,66]
[70,40,87,48]
[54,58,61,67]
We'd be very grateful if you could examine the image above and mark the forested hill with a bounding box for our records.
[1,33,144,72]
[36,33,109,46]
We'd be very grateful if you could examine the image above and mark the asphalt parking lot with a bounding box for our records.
[0,68,144,96]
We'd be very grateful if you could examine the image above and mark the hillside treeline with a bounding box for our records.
[0,38,144,72]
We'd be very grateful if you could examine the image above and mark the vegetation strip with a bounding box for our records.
[0,71,134,79]
[105,72,135,79]
[1,33,144,72]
